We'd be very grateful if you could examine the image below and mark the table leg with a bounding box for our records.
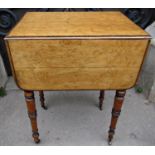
[24,90,40,143]
[99,90,104,110]
[108,90,126,145]
[39,91,47,110]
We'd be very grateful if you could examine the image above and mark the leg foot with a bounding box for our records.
[35,139,40,144]
[24,91,40,143]
[108,140,112,146]
[99,90,104,110]
[108,90,126,144]
[33,132,40,143]
[39,91,47,110]
[108,128,114,145]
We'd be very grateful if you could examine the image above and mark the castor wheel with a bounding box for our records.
[34,138,40,144]
[99,103,103,111]
[108,140,112,145]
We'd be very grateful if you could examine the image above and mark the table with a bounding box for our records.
[5,12,150,144]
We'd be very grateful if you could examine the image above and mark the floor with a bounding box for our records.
[0,77,155,146]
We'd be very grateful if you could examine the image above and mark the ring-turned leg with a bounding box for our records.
[99,90,104,110]
[108,90,126,145]
[24,91,40,143]
[39,91,47,110]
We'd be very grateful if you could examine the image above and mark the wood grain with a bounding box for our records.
[7,12,149,38]
[24,91,40,143]
[4,12,151,144]
[5,12,150,90]
[8,40,148,68]
[7,39,149,90]
[11,67,146,90]
[108,90,126,144]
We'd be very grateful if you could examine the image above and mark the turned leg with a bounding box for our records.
[108,90,126,145]
[24,91,40,143]
[39,91,47,110]
[99,90,104,110]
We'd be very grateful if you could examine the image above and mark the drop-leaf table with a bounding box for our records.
[5,12,150,144]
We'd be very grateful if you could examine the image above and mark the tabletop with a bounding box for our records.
[5,12,150,90]
[7,12,149,38]
[4,12,151,144]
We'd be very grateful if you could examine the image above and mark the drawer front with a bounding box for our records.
[7,39,149,90]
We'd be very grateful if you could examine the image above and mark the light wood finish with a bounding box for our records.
[9,67,142,90]
[4,12,151,144]
[8,40,148,68]
[7,39,149,90]
[7,12,149,38]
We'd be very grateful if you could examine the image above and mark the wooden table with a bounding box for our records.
[5,12,150,144]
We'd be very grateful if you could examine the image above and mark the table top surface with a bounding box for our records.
[6,12,150,90]
[7,12,149,39]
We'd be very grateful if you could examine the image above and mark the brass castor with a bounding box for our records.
[34,138,40,144]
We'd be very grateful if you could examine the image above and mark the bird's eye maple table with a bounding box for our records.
[5,12,150,145]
